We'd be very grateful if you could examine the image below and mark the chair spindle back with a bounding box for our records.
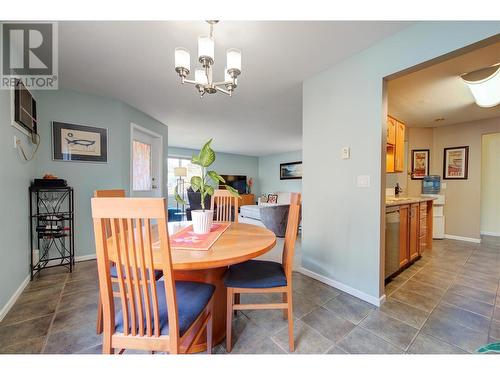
[91,198,179,346]
[281,193,301,281]
[211,189,239,223]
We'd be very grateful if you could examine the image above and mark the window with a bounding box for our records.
[167,157,202,207]
[132,141,152,191]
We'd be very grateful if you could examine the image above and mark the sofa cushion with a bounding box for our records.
[240,205,261,220]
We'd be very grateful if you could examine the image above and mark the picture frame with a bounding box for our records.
[411,149,430,180]
[443,146,469,180]
[52,121,108,163]
[280,161,302,180]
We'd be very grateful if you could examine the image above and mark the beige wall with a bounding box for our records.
[432,117,500,240]
[407,128,434,197]
[401,117,500,240]
[481,133,500,236]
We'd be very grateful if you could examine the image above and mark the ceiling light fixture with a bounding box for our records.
[174,21,241,98]
[461,64,500,108]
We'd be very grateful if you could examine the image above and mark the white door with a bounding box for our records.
[130,123,163,197]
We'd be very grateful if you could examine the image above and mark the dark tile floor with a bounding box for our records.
[0,237,499,354]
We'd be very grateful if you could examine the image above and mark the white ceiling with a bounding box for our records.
[59,21,412,156]
[388,41,500,128]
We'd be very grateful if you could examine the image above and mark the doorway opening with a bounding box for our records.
[381,36,500,298]
[480,132,500,237]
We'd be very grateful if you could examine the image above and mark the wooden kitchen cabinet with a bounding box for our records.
[419,203,428,253]
[387,117,396,145]
[399,205,409,267]
[409,203,419,261]
[395,121,405,172]
[386,199,434,280]
[386,116,405,173]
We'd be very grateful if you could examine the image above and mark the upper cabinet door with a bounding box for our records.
[387,117,396,145]
[395,121,405,172]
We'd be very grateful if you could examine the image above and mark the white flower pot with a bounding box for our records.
[191,210,213,234]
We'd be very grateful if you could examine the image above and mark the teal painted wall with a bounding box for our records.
[1,88,168,316]
[0,90,36,314]
[168,147,260,196]
[303,22,500,303]
[34,89,168,257]
[258,150,302,196]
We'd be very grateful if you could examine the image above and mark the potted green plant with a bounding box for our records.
[174,139,240,234]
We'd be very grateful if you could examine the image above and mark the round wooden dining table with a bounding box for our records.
[163,221,276,352]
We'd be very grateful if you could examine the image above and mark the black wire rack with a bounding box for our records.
[29,186,74,280]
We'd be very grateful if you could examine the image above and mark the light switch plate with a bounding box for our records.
[341,147,350,159]
[441,182,447,189]
[357,175,370,187]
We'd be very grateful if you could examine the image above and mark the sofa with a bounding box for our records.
[239,192,297,237]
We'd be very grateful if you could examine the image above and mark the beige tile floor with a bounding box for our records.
[0,237,499,354]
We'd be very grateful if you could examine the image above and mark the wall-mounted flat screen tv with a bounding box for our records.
[14,79,38,142]
[219,175,247,194]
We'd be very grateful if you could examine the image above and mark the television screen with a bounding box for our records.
[219,175,247,194]
[14,79,37,141]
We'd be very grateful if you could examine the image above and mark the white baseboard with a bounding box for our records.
[0,254,96,323]
[444,234,481,244]
[299,267,384,307]
[0,275,30,322]
[480,231,500,237]
[75,254,97,262]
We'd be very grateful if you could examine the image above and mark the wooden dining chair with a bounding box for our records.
[94,189,162,335]
[224,193,301,352]
[211,189,239,223]
[92,197,214,354]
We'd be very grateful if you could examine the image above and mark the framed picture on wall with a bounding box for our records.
[443,146,469,180]
[52,121,108,163]
[280,161,302,180]
[411,149,430,180]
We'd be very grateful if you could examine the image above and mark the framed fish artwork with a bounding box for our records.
[52,121,108,163]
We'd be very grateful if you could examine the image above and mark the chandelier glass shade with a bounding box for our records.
[174,21,242,97]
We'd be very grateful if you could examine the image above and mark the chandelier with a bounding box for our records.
[174,21,242,97]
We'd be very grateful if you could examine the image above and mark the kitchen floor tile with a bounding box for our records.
[379,298,429,329]
[359,310,418,350]
[432,303,491,333]
[391,288,440,313]
[421,314,488,353]
[441,291,494,318]
[323,293,375,324]
[271,320,333,354]
[301,306,355,343]
[0,315,53,349]
[448,284,496,305]
[407,333,467,354]
[43,321,102,354]
[336,326,402,354]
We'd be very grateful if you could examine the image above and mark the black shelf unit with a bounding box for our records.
[29,186,74,280]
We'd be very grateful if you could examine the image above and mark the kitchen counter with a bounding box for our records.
[386,196,436,207]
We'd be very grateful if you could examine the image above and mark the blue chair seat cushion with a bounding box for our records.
[115,281,215,336]
[224,260,287,288]
[110,265,163,280]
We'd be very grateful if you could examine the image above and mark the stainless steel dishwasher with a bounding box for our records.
[385,206,400,279]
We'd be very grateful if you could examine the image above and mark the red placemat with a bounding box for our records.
[170,223,231,251]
